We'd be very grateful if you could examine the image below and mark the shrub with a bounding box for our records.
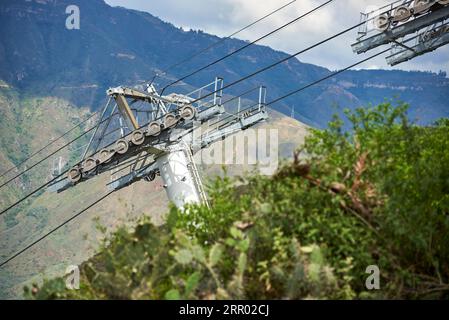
[26,103,449,299]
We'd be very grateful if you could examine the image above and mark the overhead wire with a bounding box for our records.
[148,0,298,86]
[168,0,414,112]
[0,191,114,268]
[0,11,387,215]
[0,110,119,190]
[0,112,120,216]
[0,0,401,221]
[0,111,99,180]
[159,0,335,95]
[0,46,393,268]
[0,0,403,187]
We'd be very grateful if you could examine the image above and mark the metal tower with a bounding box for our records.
[352,0,449,66]
[49,78,269,209]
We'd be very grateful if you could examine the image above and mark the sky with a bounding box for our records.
[104,0,449,74]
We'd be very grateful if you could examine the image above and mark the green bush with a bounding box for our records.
[26,103,449,299]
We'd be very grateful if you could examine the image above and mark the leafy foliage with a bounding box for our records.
[26,103,449,299]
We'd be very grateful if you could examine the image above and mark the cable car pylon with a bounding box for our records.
[48,78,269,209]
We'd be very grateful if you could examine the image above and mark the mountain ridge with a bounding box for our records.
[1,0,448,128]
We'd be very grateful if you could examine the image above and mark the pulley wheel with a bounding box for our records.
[164,113,178,129]
[147,121,161,137]
[131,130,145,146]
[373,14,390,31]
[99,149,114,164]
[393,6,411,22]
[68,167,82,183]
[115,138,129,155]
[83,157,97,173]
[413,0,432,14]
[180,105,196,120]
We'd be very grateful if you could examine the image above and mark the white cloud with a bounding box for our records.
[105,0,449,73]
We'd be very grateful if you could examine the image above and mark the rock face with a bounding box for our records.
[1,0,448,128]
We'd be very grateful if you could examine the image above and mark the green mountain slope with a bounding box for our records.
[0,0,448,127]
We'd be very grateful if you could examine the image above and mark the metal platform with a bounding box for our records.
[48,78,270,209]
[386,20,449,65]
[352,4,449,54]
